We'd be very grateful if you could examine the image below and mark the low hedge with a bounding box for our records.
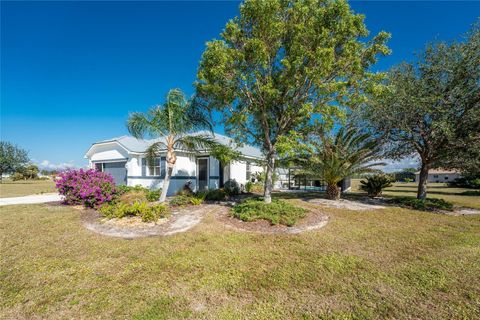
[232,198,307,226]
[389,197,453,211]
[99,202,169,222]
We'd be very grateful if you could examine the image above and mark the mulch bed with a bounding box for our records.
[215,205,329,234]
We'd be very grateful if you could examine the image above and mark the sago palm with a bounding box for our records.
[127,88,221,202]
[300,126,385,200]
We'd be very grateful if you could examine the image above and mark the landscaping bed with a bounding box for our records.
[217,199,329,234]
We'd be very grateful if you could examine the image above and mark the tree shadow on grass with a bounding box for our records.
[384,189,467,196]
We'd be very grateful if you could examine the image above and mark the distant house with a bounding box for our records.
[84,131,264,196]
[415,169,462,183]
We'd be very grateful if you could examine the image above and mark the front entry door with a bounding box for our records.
[197,158,208,191]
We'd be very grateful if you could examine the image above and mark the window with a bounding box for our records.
[433,175,439,178]
[246,162,251,181]
[147,158,161,176]
[445,176,448,180]
[95,163,103,172]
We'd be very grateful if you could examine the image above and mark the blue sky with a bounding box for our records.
[1,1,479,171]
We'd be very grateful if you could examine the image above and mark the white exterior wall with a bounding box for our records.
[90,144,129,162]
[229,160,248,185]
[416,173,462,183]
[128,152,197,195]
[86,142,263,194]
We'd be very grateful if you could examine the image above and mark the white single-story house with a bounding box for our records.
[415,169,462,183]
[84,131,264,196]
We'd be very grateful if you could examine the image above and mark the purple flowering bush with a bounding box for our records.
[56,169,117,208]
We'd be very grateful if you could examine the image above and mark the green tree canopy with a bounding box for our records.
[0,141,29,179]
[196,0,390,203]
[360,24,480,199]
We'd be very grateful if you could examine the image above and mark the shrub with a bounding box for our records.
[250,183,264,193]
[116,184,145,195]
[204,189,227,201]
[11,172,24,181]
[224,179,240,196]
[116,185,161,202]
[460,190,480,196]
[232,198,307,226]
[448,176,480,189]
[99,202,169,222]
[143,204,170,222]
[146,189,161,202]
[56,169,116,208]
[360,174,393,198]
[245,181,253,192]
[118,190,148,204]
[390,197,453,211]
[169,195,192,207]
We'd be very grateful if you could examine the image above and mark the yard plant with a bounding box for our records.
[361,24,480,199]
[298,126,385,200]
[196,0,390,203]
[232,198,307,226]
[360,174,393,198]
[55,169,117,208]
[127,89,225,203]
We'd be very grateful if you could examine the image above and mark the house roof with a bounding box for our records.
[85,131,264,159]
[415,169,461,174]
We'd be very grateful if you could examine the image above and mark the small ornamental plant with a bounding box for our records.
[56,169,117,208]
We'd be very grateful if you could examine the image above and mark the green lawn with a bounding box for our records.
[351,179,480,209]
[0,180,57,198]
[1,199,479,319]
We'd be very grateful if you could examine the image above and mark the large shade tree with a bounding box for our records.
[195,0,390,203]
[360,24,480,199]
[127,89,225,202]
[0,141,29,179]
[297,125,384,200]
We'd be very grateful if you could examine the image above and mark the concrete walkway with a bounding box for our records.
[0,194,63,206]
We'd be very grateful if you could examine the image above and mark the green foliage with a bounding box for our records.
[116,185,162,202]
[461,190,480,196]
[145,189,161,202]
[11,164,39,180]
[0,141,29,177]
[361,24,480,198]
[99,202,169,222]
[169,195,192,207]
[297,125,384,199]
[195,0,390,202]
[390,197,454,212]
[169,192,206,206]
[448,176,480,189]
[127,88,229,203]
[224,179,240,196]
[10,172,25,181]
[245,181,253,192]
[204,188,227,201]
[118,190,148,204]
[232,198,307,226]
[360,174,393,198]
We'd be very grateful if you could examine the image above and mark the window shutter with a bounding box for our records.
[160,157,166,178]
[141,158,146,176]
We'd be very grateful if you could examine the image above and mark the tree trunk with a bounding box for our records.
[417,162,429,200]
[159,164,174,203]
[326,183,340,200]
[264,152,276,204]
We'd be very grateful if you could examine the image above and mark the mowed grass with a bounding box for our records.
[1,200,479,319]
[351,179,480,209]
[0,180,56,198]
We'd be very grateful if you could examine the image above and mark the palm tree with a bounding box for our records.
[299,126,385,200]
[127,88,222,203]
